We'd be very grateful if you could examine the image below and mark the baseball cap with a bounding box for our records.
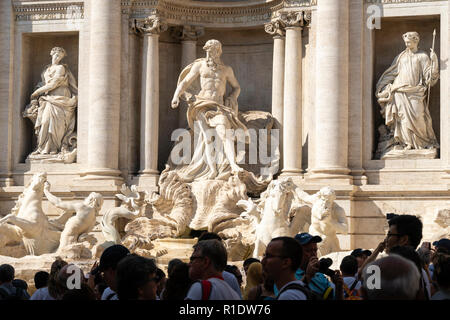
[433,239,450,252]
[91,244,130,275]
[295,232,322,245]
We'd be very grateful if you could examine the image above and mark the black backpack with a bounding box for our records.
[276,283,312,300]
[0,287,25,301]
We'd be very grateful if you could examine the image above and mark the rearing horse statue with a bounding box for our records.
[0,172,61,256]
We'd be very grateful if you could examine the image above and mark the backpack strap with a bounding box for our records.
[200,280,212,300]
[349,278,359,292]
[276,283,310,300]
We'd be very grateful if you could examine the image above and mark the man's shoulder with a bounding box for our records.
[278,281,308,300]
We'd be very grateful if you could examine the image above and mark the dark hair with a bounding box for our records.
[435,254,450,289]
[193,239,228,272]
[116,254,158,300]
[155,268,166,283]
[34,271,50,289]
[198,232,222,242]
[61,283,96,300]
[168,259,183,277]
[388,215,423,249]
[225,265,243,286]
[0,264,15,283]
[243,258,260,269]
[389,246,422,273]
[271,237,303,272]
[162,263,193,300]
[12,279,28,291]
[340,255,358,276]
[48,258,68,299]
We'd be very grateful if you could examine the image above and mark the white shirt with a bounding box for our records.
[30,287,55,300]
[422,268,431,299]
[101,287,118,300]
[185,277,241,300]
[277,280,307,300]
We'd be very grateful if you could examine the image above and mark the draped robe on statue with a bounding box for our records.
[35,64,78,154]
[376,49,439,150]
[169,58,250,182]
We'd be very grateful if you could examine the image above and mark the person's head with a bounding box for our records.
[243,258,260,275]
[386,214,422,252]
[47,258,68,299]
[198,232,222,242]
[34,271,49,289]
[12,279,28,292]
[434,254,450,291]
[340,255,358,277]
[0,264,15,284]
[50,47,66,64]
[55,264,86,300]
[261,237,302,282]
[225,265,243,287]
[189,239,227,281]
[362,250,372,259]
[351,249,367,268]
[295,233,322,269]
[361,255,421,300]
[203,39,222,59]
[116,254,158,300]
[162,262,193,301]
[92,244,130,291]
[155,268,166,297]
[167,258,183,277]
[433,238,450,255]
[402,31,420,50]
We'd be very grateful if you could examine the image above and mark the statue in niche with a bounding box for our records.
[375,31,440,159]
[23,47,78,163]
[171,39,250,180]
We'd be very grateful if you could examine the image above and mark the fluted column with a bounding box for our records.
[280,12,305,176]
[0,0,13,186]
[136,15,167,185]
[310,0,351,183]
[82,0,122,183]
[171,26,204,128]
[265,18,286,170]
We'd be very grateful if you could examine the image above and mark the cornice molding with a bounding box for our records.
[13,1,84,22]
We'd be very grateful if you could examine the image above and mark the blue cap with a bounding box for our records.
[433,239,450,252]
[294,232,322,245]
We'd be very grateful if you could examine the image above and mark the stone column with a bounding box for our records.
[280,12,305,176]
[0,0,13,186]
[171,26,204,128]
[265,18,286,169]
[82,0,122,183]
[136,15,168,186]
[310,0,351,183]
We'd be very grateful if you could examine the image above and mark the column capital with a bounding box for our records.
[134,14,168,35]
[171,25,205,42]
[278,10,311,29]
[264,18,286,38]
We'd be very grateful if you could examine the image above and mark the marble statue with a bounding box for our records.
[171,39,250,180]
[376,31,439,159]
[0,173,61,256]
[23,47,78,163]
[101,184,148,244]
[295,187,348,256]
[43,181,103,252]
[238,178,311,258]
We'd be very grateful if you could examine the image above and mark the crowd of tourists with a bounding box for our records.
[0,214,449,300]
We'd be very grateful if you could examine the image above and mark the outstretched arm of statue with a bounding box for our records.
[171,62,201,109]
[43,181,76,212]
[224,67,240,115]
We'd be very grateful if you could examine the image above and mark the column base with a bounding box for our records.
[134,171,159,191]
[280,168,303,176]
[307,168,353,185]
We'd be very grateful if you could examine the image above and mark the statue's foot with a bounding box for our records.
[405,144,413,150]
[31,149,41,155]
[231,166,244,175]
[49,151,57,155]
